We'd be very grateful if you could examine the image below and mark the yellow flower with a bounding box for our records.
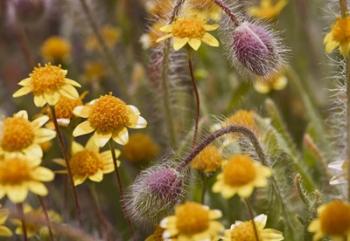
[140,22,165,49]
[324,16,350,56]
[146,226,167,241]
[0,209,12,237]
[13,64,81,107]
[212,154,271,199]
[254,70,288,94]
[55,140,117,186]
[122,133,160,164]
[86,25,121,51]
[40,36,71,63]
[83,61,106,83]
[0,156,54,203]
[223,214,283,241]
[191,145,222,173]
[0,110,56,159]
[248,0,287,20]
[187,1,222,21]
[73,94,147,147]
[308,200,350,241]
[12,204,61,238]
[157,13,219,51]
[160,201,224,240]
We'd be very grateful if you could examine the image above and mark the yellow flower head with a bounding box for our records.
[324,16,350,57]
[157,13,219,51]
[160,201,224,240]
[187,0,222,21]
[248,0,288,20]
[191,145,222,173]
[86,25,121,51]
[0,209,12,237]
[73,94,147,147]
[55,140,117,186]
[254,70,288,94]
[0,110,56,159]
[83,61,106,83]
[122,133,160,164]
[140,22,165,49]
[12,204,61,238]
[212,154,271,199]
[223,214,283,241]
[308,200,350,241]
[0,156,54,203]
[13,64,81,107]
[146,226,166,241]
[40,36,71,63]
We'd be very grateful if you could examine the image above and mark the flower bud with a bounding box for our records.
[14,0,45,23]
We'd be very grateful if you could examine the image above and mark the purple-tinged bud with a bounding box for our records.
[125,165,185,225]
[14,0,45,23]
[230,21,283,76]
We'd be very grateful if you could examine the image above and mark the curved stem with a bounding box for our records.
[49,106,82,224]
[244,199,260,241]
[187,50,200,146]
[17,203,28,241]
[178,125,266,170]
[213,0,240,26]
[38,196,54,241]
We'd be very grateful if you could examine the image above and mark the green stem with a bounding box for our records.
[244,200,260,241]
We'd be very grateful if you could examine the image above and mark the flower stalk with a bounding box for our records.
[38,196,54,241]
[17,203,28,241]
[213,0,240,26]
[244,199,261,241]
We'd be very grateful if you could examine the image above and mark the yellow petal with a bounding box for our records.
[73,105,91,118]
[189,38,202,51]
[44,92,60,106]
[60,84,79,99]
[156,34,172,43]
[73,121,95,137]
[93,131,112,147]
[35,128,56,143]
[201,33,219,47]
[64,78,81,87]
[24,144,43,158]
[71,141,84,154]
[173,37,189,50]
[32,167,55,182]
[0,226,12,237]
[32,115,49,128]
[112,128,129,145]
[273,76,287,90]
[73,176,87,186]
[18,78,31,86]
[7,185,28,203]
[14,110,28,120]
[33,95,47,107]
[89,170,103,182]
[254,80,270,94]
[159,25,173,32]
[204,24,219,31]
[13,86,32,98]
[28,181,48,196]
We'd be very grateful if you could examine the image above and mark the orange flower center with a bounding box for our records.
[332,17,350,43]
[55,96,82,119]
[191,145,222,173]
[320,200,350,235]
[172,18,205,38]
[175,202,209,235]
[0,158,32,185]
[88,95,130,133]
[223,155,257,186]
[30,64,66,94]
[229,221,261,241]
[1,117,35,152]
[227,110,256,132]
[70,150,103,176]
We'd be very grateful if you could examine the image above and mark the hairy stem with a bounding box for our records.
[17,203,28,241]
[50,106,81,224]
[188,50,200,146]
[38,196,54,241]
[244,200,260,241]
[213,0,239,26]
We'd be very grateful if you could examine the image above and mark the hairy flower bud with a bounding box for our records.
[230,21,283,76]
[125,165,185,225]
[14,0,45,23]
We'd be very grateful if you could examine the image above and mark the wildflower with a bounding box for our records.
[0,156,54,203]
[223,214,283,241]
[248,0,288,20]
[146,226,167,241]
[254,69,288,94]
[40,36,71,63]
[55,140,116,186]
[160,201,224,240]
[191,145,222,173]
[157,13,219,51]
[12,204,61,237]
[0,110,56,158]
[52,94,85,126]
[212,154,271,198]
[230,21,282,76]
[83,61,106,83]
[140,22,164,49]
[86,25,121,51]
[13,64,81,107]
[73,94,147,147]
[0,209,12,237]
[324,16,350,57]
[308,200,350,241]
[187,0,222,21]
[122,133,160,164]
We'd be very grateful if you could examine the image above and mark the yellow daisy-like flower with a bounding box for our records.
[13,64,81,107]
[73,94,147,147]
[83,61,106,83]
[0,156,54,203]
[191,145,222,173]
[157,14,219,51]
[0,110,56,159]
[212,154,271,199]
[223,214,284,241]
[40,36,71,63]
[55,140,117,186]
[86,25,121,51]
[308,200,350,241]
[248,0,287,20]
[0,209,12,237]
[12,204,61,238]
[324,16,350,57]
[160,201,224,240]
[254,70,288,94]
[122,133,160,164]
